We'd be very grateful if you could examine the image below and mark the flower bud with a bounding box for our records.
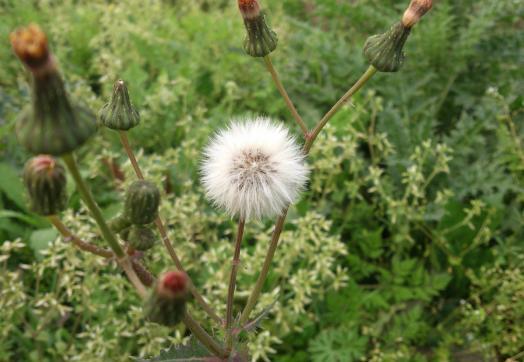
[11,25,97,155]
[363,22,411,72]
[128,225,157,251]
[402,0,433,28]
[144,271,189,326]
[123,180,160,225]
[98,79,140,131]
[23,155,67,216]
[109,214,131,233]
[238,0,278,57]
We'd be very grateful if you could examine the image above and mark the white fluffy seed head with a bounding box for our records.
[201,117,309,220]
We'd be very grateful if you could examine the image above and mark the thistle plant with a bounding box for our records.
[9,1,435,360]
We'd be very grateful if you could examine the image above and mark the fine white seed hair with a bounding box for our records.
[201,117,309,220]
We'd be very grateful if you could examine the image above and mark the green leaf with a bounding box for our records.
[29,228,58,260]
[0,162,26,210]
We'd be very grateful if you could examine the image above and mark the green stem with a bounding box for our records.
[183,312,228,358]
[304,65,377,154]
[62,153,126,258]
[62,153,147,298]
[264,55,309,137]
[119,131,222,324]
[225,218,245,352]
[238,210,287,326]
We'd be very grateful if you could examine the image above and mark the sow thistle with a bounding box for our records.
[9,0,435,360]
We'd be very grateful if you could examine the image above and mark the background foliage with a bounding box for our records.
[1,0,523,361]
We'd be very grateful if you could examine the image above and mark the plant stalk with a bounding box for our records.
[225,218,246,351]
[183,312,228,358]
[118,130,222,323]
[304,65,377,154]
[263,55,309,137]
[61,153,147,298]
[238,210,287,326]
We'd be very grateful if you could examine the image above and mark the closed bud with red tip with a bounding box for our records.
[144,271,189,326]
[238,0,278,57]
[23,155,67,216]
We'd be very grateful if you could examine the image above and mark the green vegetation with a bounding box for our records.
[1,0,523,361]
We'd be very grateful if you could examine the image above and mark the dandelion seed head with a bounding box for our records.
[201,117,309,220]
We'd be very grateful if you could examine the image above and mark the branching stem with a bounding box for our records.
[118,130,222,323]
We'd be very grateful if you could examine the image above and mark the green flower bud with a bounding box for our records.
[128,225,157,251]
[238,0,278,57]
[98,79,140,131]
[144,271,189,326]
[108,214,131,233]
[11,25,97,156]
[23,155,67,216]
[363,22,411,73]
[124,180,160,225]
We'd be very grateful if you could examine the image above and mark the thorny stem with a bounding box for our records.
[304,65,378,154]
[239,210,287,326]
[183,312,228,358]
[239,66,377,327]
[263,55,309,137]
[118,131,222,323]
[61,154,147,298]
[225,219,246,351]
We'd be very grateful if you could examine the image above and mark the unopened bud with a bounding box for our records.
[124,180,160,225]
[11,25,97,155]
[363,22,411,72]
[144,271,189,326]
[128,225,157,251]
[23,155,67,216]
[402,0,433,28]
[98,80,140,131]
[238,0,278,57]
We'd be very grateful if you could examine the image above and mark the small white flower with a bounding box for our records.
[201,117,309,220]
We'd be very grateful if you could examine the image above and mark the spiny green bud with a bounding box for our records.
[23,155,67,216]
[11,25,97,155]
[144,271,189,326]
[238,0,278,57]
[363,22,411,73]
[128,225,157,251]
[124,180,160,225]
[98,79,140,131]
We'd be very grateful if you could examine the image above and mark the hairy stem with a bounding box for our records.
[61,153,147,298]
[119,131,222,323]
[239,210,287,326]
[183,312,228,358]
[225,218,246,351]
[304,65,377,154]
[264,55,309,137]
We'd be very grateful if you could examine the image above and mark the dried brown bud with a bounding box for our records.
[10,24,51,71]
[402,0,433,28]
[238,0,261,20]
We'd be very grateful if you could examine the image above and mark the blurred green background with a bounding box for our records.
[0,0,523,361]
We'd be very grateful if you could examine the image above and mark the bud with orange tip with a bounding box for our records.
[144,271,190,326]
[238,0,278,57]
